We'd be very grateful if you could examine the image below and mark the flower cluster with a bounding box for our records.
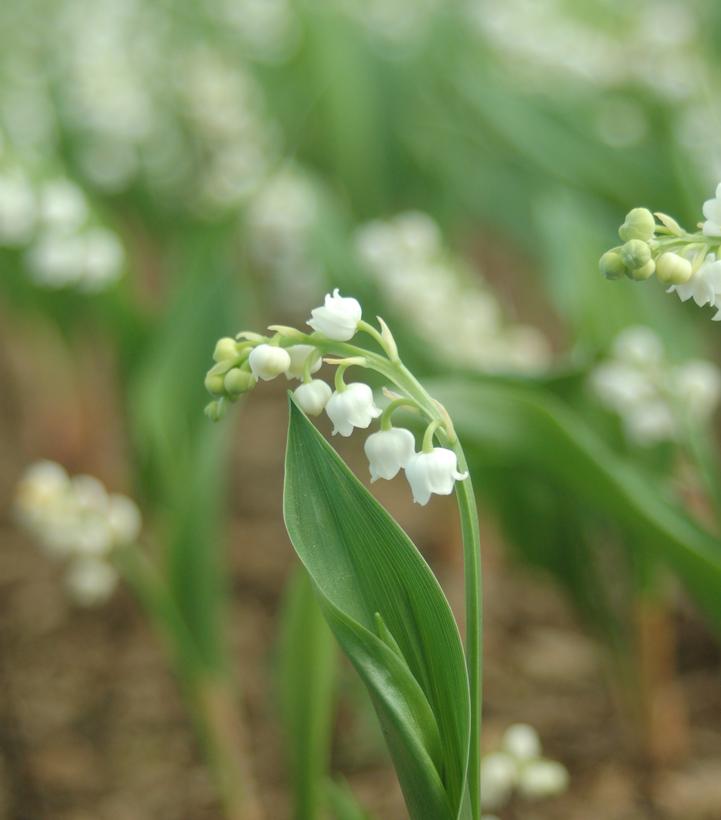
[599,184,721,321]
[590,326,721,446]
[355,211,550,373]
[480,723,569,812]
[204,288,469,505]
[0,155,124,291]
[14,461,141,606]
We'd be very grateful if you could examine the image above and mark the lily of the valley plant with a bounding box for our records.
[205,288,484,819]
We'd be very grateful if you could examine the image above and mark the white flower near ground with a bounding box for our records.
[480,752,517,810]
[517,759,570,800]
[364,428,416,481]
[285,345,321,380]
[502,723,542,761]
[14,460,141,607]
[325,383,381,437]
[38,180,89,234]
[702,182,721,237]
[293,380,332,416]
[308,288,362,341]
[248,343,292,380]
[65,556,119,607]
[481,723,569,811]
[612,325,663,368]
[405,448,468,505]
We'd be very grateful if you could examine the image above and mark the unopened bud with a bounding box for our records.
[224,367,256,397]
[599,251,626,280]
[204,371,226,396]
[204,400,226,422]
[213,337,240,362]
[627,258,655,281]
[621,239,651,270]
[655,252,693,285]
[619,207,655,242]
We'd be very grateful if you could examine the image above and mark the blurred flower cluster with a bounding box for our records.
[480,723,569,813]
[0,0,280,209]
[15,461,141,606]
[590,326,721,446]
[0,146,124,290]
[355,211,551,373]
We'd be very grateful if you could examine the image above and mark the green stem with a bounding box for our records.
[380,397,420,430]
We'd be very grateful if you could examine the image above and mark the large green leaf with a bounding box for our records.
[283,398,470,820]
[432,378,721,629]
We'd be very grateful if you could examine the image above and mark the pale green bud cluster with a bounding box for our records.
[599,207,696,286]
[203,336,257,420]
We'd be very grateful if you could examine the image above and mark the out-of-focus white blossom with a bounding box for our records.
[338,0,441,50]
[481,723,568,811]
[517,759,570,800]
[325,383,381,437]
[355,211,550,373]
[702,183,721,237]
[14,460,141,606]
[308,289,363,341]
[0,169,36,243]
[590,326,721,446]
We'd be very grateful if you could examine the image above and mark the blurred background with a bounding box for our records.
[2,0,721,818]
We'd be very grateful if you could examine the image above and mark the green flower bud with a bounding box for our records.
[655,252,693,285]
[224,367,256,397]
[213,337,240,362]
[619,208,655,242]
[599,251,627,280]
[204,400,226,422]
[621,239,651,270]
[204,371,226,396]
[627,258,655,281]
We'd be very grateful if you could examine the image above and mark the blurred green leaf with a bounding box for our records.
[283,398,470,820]
[326,778,375,820]
[278,568,337,820]
[433,377,721,629]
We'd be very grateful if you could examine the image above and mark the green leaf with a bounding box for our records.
[283,398,470,820]
[326,778,375,820]
[433,378,721,630]
[278,568,337,820]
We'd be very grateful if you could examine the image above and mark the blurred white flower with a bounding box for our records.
[0,169,36,244]
[502,723,542,761]
[517,759,569,800]
[325,383,381,437]
[15,460,141,607]
[590,326,721,446]
[480,752,517,810]
[38,180,88,233]
[355,211,550,373]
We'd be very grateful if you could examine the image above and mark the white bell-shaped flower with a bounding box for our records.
[107,494,142,545]
[669,255,721,307]
[517,759,569,800]
[325,383,381,436]
[405,447,468,505]
[285,344,322,380]
[480,752,518,811]
[702,182,721,237]
[65,556,118,607]
[308,288,362,340]
[293,379,332,416]
[364,427,416,482]
[248,343,291,381]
